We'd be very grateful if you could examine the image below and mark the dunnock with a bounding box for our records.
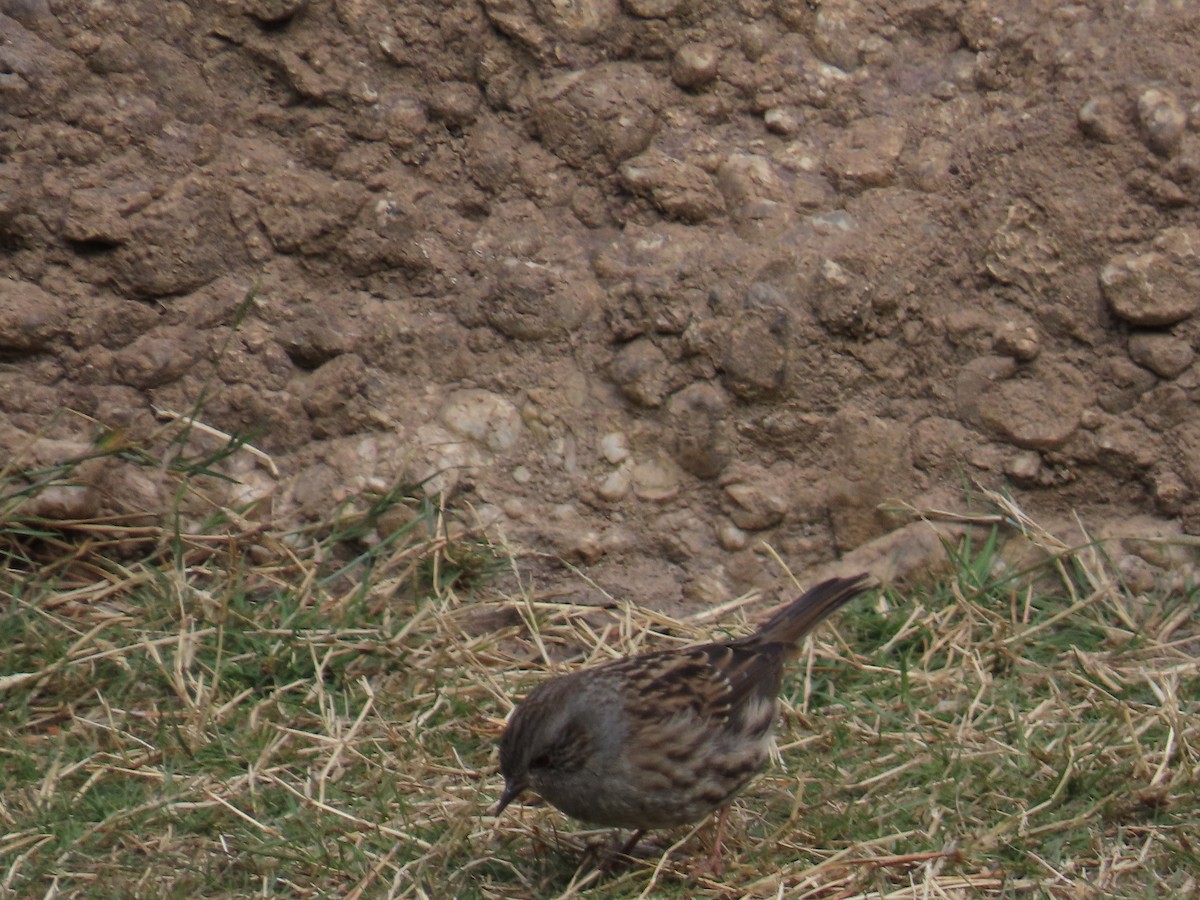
[495,574,871,856]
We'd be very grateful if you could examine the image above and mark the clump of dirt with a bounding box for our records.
[2,0,1199,608]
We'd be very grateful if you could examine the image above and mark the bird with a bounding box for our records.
[495,573,872,866]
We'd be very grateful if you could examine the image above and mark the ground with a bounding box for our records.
[2,1,1199,608]
[2,3,1200,895]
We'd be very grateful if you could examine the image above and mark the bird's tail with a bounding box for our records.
[754,573,872,648]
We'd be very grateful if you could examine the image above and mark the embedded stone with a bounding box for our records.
[440,389,524,453]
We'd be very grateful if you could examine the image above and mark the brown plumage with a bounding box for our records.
[495,574,871,839]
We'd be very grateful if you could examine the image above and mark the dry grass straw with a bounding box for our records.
[0,431,1197,898]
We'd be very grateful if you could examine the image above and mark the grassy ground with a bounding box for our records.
[0,426,1197,898]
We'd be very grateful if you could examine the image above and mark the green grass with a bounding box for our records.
[0,430,1197,898]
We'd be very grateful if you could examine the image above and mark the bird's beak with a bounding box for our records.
[494,779,526,817]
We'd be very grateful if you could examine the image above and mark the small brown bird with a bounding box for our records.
[495,573,871,860]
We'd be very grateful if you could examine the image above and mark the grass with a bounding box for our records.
[0,426,1197,898]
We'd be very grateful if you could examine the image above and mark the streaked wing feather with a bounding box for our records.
[612,641,785,726]
[617,648,733,722]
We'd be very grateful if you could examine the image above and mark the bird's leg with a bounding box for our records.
[592,829,647,873]
[616,829,645,860]
[690,805,730,879]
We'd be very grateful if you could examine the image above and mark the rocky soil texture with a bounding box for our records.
[2,0,1199,606]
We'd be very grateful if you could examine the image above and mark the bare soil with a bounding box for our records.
[2,0,1199,608]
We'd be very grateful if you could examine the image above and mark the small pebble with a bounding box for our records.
[1137,86,1186,156]
[631,458,682,502]
[624,0,682,17]
[596,465,633,501]
[671,43,720,90]
[600,431,631,464]
[1128,332,1195,378]
[764,107,800,135]
[1005,450,1042,482]
[723,481,788,531]
[717,520,748,551]
[993,322,1040,361]
[1117,554,1160,595]
[1078,97,1120,143]
[1151,468,1190,515]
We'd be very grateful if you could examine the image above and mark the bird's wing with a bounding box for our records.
[610,640,786,727]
